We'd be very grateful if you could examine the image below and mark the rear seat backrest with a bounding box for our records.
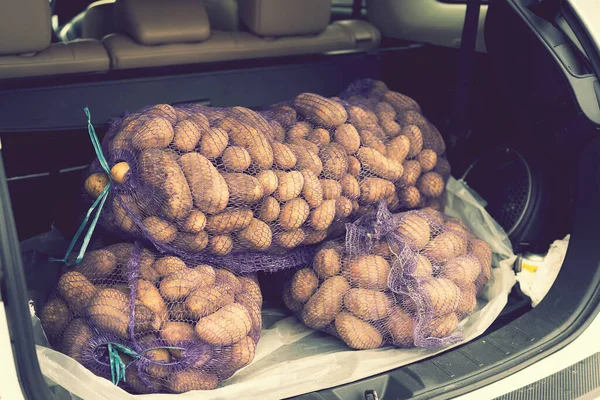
[0,0,109,79]
[82,0,116,40]
[239,0,332,37]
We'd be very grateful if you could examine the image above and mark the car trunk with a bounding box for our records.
[1,0,599,398]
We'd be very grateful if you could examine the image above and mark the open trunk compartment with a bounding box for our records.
[0,0,599,398]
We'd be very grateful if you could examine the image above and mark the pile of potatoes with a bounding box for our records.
[283,207,492,350]
[39,243,262,394]
[84,79,450,256]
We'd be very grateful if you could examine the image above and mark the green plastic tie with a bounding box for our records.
[51,107,112,266]
[108,343,133,385]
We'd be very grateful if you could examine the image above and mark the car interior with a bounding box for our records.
[1,0,599,398]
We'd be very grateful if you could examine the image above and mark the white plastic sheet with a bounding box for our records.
[32,177,517,400]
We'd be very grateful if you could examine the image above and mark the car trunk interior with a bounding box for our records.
[1,0,600,398]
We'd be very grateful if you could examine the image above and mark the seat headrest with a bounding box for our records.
[239,0,332,37]
[115,0,210,46]
[0,0,52,55]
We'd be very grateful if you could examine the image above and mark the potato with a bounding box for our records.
[222,173,264,204]
[139,149,193,220]
[61,318,93,363]
[375,102,396,118]
[344,255,390,290]
[271,141,297,169]
[278,198,310,231]
[334,124,361,154]
[444,217,473,239]
[274,171,304,202]
[340,174,360,200]
[168,301,192,321]
[230,106,270,128]
[402,125,424,158]
[221,118,274,170]
[320,143,349,179]
[206,208,253,234]
[425,313,459,338]
[373,240,392,258]
[359,177,395,203]
[87,289,134,339]
[419,207,445,228]
[347,106,380,132]
[344,288,392,321]
[417,149,437,172]
[290,268,319,303]
[382,91,421,113]
[57,271,97,315]
[385,189,401,212]
[186,285,235,318]
[440,256,481,288]
[220,336,256,372]
[335,312,383,350]
[434,156,452,180]
[424,231,468,264]
[474,263,492,294]
[397,186,421,208]
[152,256,186,278]
[269,105,297,129]
[195,303,252,345]
[215,269,243,294]
[274,228,306,248]
[160,321,197,358]
[286,121,312,140]
[360,130,387,155]
[237,218,273,250]
[168,370,219,393]
[419,278,461,315]
[180,152,229,215]
[209,234,234,255]
[238,276,262,304]
[386,307,414,347]
[84,172,109,198]
[301,276,350,329]
[287,144,323,175]
[335,196,353,218]
[222,146,251,172]
[302,229,328,245]
[297,170,322,209]
[137,279,168,327]
[413,254,433,279]
[469,238,492,271]
[397,213,430,249]
[148,103,178,124]
[199,126,228,159]
[159,265,216,301]
[237,294,262,338]
[293,93,348,127]
[174,231,209,252]
[313,247,342,279]
[417,172,445,198]
[40,298,71,337]
[357,148,403,181]
[109,194,142,233]
[143,347,171,379]
[269,120,286,142]
[398,160,421,187]
[173,118,203,153]
[125,367,162,394]
[180,210,206,233]
[257,196,279,223]
[381,118,401,137]
[457,284,477,316]
[320,179,342,200]
[347,156,361,177]
[307,128,330,147]
[75,249,117,280]
[283,283,304,313]
[288,137,320,155]
[387,135,411,163]
[130,117,174,150]
[310,199,336,231]
[142,216,177,243]
[256,170,278,196]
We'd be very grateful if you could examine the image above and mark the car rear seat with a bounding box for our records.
[100,0,380,70]
[0,0,110,79]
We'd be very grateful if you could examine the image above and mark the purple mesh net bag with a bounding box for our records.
[40,242,262,394]
[283,202,493,350]
[83,79,449,272]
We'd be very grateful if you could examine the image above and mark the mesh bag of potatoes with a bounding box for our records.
[39,242,263,394]
[283,202,492,350]
[83,78,449,272]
